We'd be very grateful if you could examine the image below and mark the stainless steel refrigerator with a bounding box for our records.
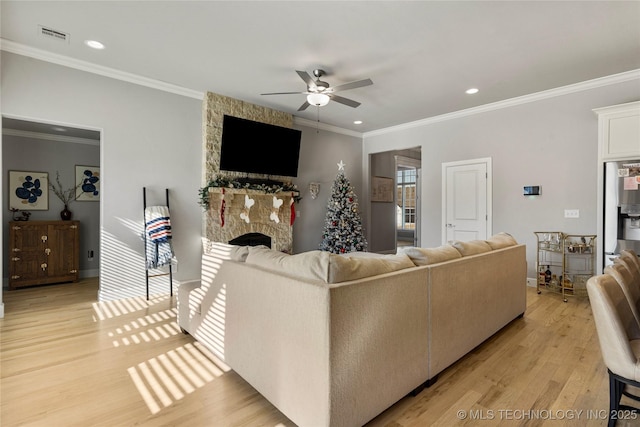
[603,160,640,269]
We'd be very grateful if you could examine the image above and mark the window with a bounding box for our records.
[397,168,416,230]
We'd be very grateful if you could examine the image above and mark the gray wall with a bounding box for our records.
[363,79,640,279]
[292,124,363,253]
[0,52,365,302]
[1,52,203,300]
[2,135,100,276]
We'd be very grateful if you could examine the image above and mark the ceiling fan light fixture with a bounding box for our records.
[307,93,330,107]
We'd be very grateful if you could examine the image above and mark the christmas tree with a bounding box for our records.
[319,161,368,253]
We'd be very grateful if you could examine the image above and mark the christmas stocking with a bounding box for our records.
[239,194,255,223]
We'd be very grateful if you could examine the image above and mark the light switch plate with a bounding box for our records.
[564,209,580,218]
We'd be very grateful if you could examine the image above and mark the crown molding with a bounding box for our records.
[3,38,637,139]
[293,117,363,138]
[2,128,100,146]
[364,69,640,138]
[0,39,204,100]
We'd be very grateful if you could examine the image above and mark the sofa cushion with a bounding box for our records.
[485,232,518,250]
[328,252,415,283]
[339,251,388,259]
[245,247,330,282]
[205,241,250,262]
[400,245,462,266]
[451,239,492,256]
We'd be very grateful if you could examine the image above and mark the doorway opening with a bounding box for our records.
[367,148,421,253]
[396,155,421,248]
[2,116,102,294]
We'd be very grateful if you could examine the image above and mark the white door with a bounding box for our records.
[442,158,492,244]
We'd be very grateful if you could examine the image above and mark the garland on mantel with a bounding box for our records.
[198,175,302,210]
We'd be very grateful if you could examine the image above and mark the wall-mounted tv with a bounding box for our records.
[220,115,302,177]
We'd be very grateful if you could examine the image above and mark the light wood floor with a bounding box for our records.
[0,279,636,426]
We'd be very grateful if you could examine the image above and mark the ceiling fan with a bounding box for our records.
[261,69,373,111]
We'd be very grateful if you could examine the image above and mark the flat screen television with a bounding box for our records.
[220,115,302,177]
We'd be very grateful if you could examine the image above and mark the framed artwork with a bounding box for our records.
[8,170,49,210]
[75,165,100,202]
[371,176,394,203]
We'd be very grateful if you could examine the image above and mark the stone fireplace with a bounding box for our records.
[207,187,295,252]
[201,92,297,253]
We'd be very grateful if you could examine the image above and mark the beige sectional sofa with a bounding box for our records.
[178,233,527,427]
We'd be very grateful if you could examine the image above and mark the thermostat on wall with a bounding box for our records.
[524,186,541,196]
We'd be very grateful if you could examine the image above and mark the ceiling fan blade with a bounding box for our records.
[328,94,361,108]
[330,78,373,93]
[296,70,316,89]
[298,101,311,111]
[261,91,306,95]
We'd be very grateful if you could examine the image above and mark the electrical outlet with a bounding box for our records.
[564,209,580,218]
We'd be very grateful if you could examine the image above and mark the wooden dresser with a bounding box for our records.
[8,220,80,290]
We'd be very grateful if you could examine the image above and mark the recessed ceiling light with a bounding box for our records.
[465,88,479,95]
[51,126,66,132]
[85,40,105,50]
[353,120,363,125]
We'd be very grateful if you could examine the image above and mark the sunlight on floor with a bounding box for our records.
[97,240,241,416]
[92,293,171,320]
[108,307,180,347]
[128,342,230,415]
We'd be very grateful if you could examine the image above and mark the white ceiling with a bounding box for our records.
[2,1,640,134]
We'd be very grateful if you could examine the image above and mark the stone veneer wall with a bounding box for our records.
[202,92,296,251]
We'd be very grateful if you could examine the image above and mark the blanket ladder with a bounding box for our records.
[143,187,173,300]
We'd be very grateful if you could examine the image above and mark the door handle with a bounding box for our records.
[446,223,456,228]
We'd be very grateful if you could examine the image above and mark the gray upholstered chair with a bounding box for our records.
[587,274,640,426]
[604,263,640,329]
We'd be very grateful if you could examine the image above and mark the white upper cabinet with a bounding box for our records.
[594,101,640,161]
